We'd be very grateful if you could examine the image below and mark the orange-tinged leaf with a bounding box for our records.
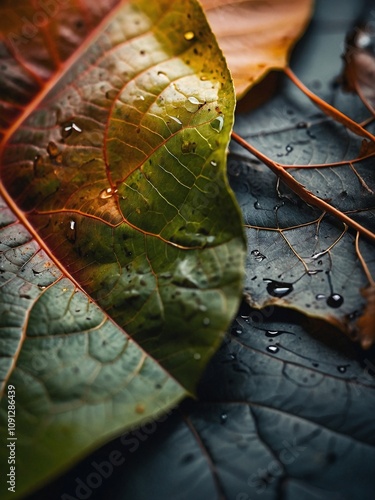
[356,285,375,349]
[0,0,121,140]
[0,0,246,497]
[201,0,314,97]
[343,24,375,115]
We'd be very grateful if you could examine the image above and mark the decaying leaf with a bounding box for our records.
[343,23,375,115]
[228,35,375,346]
[201,0,314,97]
[356,284,375,349]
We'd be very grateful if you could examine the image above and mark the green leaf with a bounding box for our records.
[0,0,245,497]
[33,305,375,500]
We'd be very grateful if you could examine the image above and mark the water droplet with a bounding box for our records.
[184,31,195,41]
[264,279,294,298]
[326,293,344,308]
[210,160,217,167]
[307,270,321,276]
[267,345,279,354]
[210,115,224,132]
[220,413,228,424]
[200,75,208,81]
[355,32,372,49]
[285,144,293,154]
[251,249,266,262]
[193,352,201,360]
[297,121,307,129]
[232,327,243,337]
[62,121,82,138]
[69,221,75,230]
[203,317,210,326]
[187,96,201,105]
[316,293,326,300]
[265,330,280,337]
[254,201,261,209]
[47,141,60,158]
[99,187,115,199]
[312,251,326,260]
[337,365,347,374]
[170,116,182,125]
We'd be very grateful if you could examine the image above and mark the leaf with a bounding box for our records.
[0,196,183,497]
[0,0,121,141]
[200,0,314,98]
[227,11,375,346]
[0,0,245,497]
[33,305,375,500]
[343,22,375,115]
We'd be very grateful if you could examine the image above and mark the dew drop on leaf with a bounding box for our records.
[266,345,279,354]
[285,144,293,154]
[210,115,224,132]
[316,293,325,300]
[326,293,344,308]
[265,330,280,337]
[220,413,228,424]
[251,249,266,262]
[184,31,195,41]
[62,122,82,138]
[170,116,182,125]
[231,326,243,337]
[187,96,201,105]
[264,279,294,298]
[99,187,115,199]
[210,160,217,167]
[337,365,348,374]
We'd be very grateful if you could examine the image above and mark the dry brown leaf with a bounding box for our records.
[356,285,375,349]
[343,25,375,115]
[201,0,314,98]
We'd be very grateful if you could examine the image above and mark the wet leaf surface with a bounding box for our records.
[31,305,375,500]
[0,0,245,497]
[229,0,375,345]
[26,2,375,500]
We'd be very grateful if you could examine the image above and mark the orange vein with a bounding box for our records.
[232,131,375,243]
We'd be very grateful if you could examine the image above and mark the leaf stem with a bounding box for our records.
[231,131,375,243]
[284,67,375,143]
